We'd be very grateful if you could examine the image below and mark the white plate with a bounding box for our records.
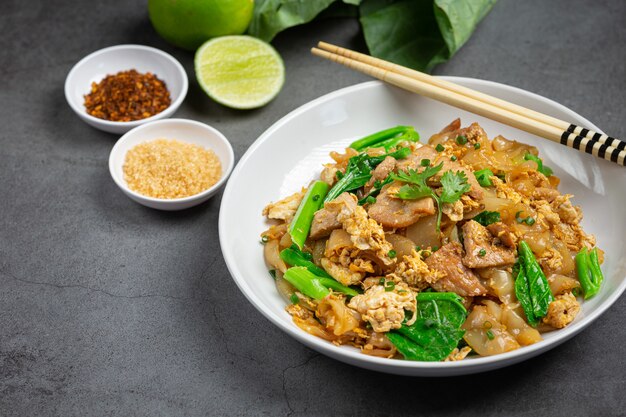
[219,79,626,376]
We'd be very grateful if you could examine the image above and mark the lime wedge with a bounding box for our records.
[194,36,285,109]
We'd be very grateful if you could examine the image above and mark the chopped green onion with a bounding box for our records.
[384,281,396,292]
[576,247,604,299]
[388,249,397,258]
[420,159,431,167]
[525,217,536,226]
[268,269,277,280]
[478,248,487,257]
[486,329,495,340]
[431,246,439,252]
[379,277,386,285]
[435,143,445,152]
[474,143,481,150]
[474,169,494,187]
[483,320,493,330]
[524,153,553,177]
[450,155,458,161]
[364,196,377,204]
[290,294,300,304]
[415,245,422,252]
[456,135,468,145]
[261,235,269,244]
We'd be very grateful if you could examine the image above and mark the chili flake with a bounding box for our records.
[84,69,171,122]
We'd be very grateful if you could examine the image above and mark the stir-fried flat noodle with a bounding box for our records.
[262,119,601,361]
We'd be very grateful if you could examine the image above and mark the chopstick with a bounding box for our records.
[312,42,626,166]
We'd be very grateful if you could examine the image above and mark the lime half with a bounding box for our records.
[195,36,285,109]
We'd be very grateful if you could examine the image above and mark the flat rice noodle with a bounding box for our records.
[325,229,352,257]
[264,239,287,273]
[405,214,440,249]
[385,233,417,259]
[316,295,360,336]
[548,274,581,296]
[479,268,516,305]
[462,305,520,356]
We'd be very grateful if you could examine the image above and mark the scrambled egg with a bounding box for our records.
[348,282,416,332]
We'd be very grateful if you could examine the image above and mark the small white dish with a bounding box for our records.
[109,119,234,210]
[65,44,188,134]
[219,79,626,376]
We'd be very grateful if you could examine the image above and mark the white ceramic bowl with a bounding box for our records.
[219,79,626,376]
[65,44,188,134]
[109,119,234,210]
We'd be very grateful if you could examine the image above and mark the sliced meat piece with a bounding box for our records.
[395,145,438,173]
[462,220,516,268]
[367,182,435,228]
[364,156,396,193]
[309,193,353,239]
[425,242,488,296]
[486,222,517,248]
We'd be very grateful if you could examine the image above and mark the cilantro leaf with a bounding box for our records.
[396,183,434,200]
[390,163,444,186]
[440,171,471,204]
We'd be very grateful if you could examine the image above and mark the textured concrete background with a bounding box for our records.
[1,0,625,416]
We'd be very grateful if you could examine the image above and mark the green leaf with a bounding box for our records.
[388,291,467,361]
[515,241,554,326]
[360,0,498,72]
[472,210,501,226]
[440,170,471,204]
[248,0,338,42]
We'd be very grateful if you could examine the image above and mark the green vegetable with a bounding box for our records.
[515,211,535,226]
[268,269,277,280]
[388,249,397,258]
[474,168,494,187]
[360,0,498,71]
[455,135,467,145]
[324,147,410,203]
[280,246,359,297]
[280,246,332,279]
[486,329,495,340]
[474,143,481,150]
[283,267,330,300]
[575,247,604,299]
[524,153,553,177]
[388,291,467,361]
[450,155,457,161]
[350,125,419,151]
[415,292,467,328]
[435,143,445,152]
[478,248,486,257]
[290,293,300,304]
[248,0,339,42]
[514,241,554,326]
[392,165,470,231]
[261,235,269,243]
[289,181,330,249]
[358,175,393,205]
[472,210,501,226]
[383,280,396,292]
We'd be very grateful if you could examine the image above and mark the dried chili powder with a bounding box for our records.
[83,69,171,122]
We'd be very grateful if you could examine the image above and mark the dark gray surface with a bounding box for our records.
[1,0,625,416]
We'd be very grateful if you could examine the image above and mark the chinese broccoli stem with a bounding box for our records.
[283,267,330,300]
[576,247,604,299]
[280,248,359,297]
[280,247,331,279]
[350,126,413,151]
[289,181,329,249]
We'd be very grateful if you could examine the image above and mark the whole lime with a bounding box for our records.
[148,0,254,51]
